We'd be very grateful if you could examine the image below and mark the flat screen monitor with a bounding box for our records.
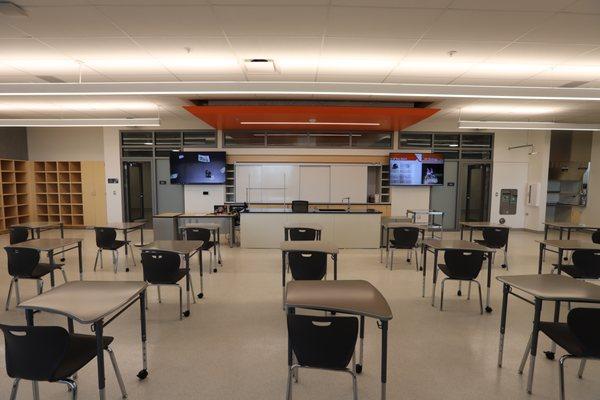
[389,152,444,186]
[170,151,226,185]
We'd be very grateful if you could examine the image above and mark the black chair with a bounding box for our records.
[288,251,327,281]
[291,200,309,213]
[289,228,319,241]
[0,324,127,400]
[436,250,485,314]
[286,314,358,400]
[475,227,509,269]
[387,227,420,270]
[184,227,219,273]
[9,227,29,245]
[93,227,133,273]
[537,308,600,400]
[141,250,195,319]
[592,229,600,244]
[4,247,67,311]
[554,250,600,279]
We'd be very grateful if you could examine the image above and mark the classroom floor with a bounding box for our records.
[0,228,598,400]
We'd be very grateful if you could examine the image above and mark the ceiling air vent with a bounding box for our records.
[244,59,277,74]
[0,1,27,16]
[560,81,589,88]
[36,75,66,83]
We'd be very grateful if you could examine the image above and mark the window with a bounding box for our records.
[433,134,460,148]
[461,134,492,148]
[224,131,266,147]
[154,131,181,146]
[122,147,153,157]
[307,133,351,148]
[434,149,459,159]
[351,132,392,148]
[399,133,432,148]
[183,131,217,147]
[399,132,494,161]
[461,150,492,160]
[224,130,391,148]
[268,133,308,147]
[121,131,152,146]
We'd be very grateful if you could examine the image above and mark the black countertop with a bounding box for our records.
[243,208,382,214]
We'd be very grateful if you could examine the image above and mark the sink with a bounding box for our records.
[318,208,348,212]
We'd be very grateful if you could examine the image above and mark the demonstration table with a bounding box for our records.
[18,281,149,400]
[285,280,393,400]
[10,238,84,282]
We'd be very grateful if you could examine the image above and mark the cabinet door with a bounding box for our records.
[299,165,330,203]
[330,165,368,203]
[82,161,107,226]
[261,164,299,203]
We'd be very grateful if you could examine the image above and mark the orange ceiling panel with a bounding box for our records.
[184,105,439,131]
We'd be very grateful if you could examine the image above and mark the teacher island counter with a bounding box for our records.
[240,208,381,248]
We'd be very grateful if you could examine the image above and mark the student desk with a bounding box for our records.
[12,221,66,260]
[180,222,222,270]
[10,238,84,282]
[283,223,323,241]
[379,216,411,247]
[422,239,495,312]
[178,213,236,247]
[536,240,600,274]
[97,221,147,246]
[406,209,444,238]
[496,274,600,394]
[17,281,149,400]
[380,222,427,267]
[280,241,338,304]
[285,280,393,400]
[459,221,508,241]
[543,221,600,240]
[141,240,205,305]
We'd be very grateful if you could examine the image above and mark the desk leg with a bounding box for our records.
[527,299,543,394]
[217,228,222,265]
[469,228,473,242]
[140,226,145,246]
[385,228,390,268]
[557,249,563,274]
[422,247,428,297]
[124,231,130,272]
[282,252,286,308]
[485,252,493,313]
[78,241,83,280]
[565,230,571,261]
[184,256,191,317]
[333,254,338,280]
[285,228,289,242]
[538,243,545,274]
[431,250,438,307]
[544,225,549,240]
[559,228,564,240]
[198,251,204,299]
[379,226,383,262]
[60,224,65,262]
[48,250,56,287]
[498,283,509,367]
[286,306,295,398]
[356,315,365,374]
[545,301,561,360]
[137,291,149,380]
[460,226,464,240]
[380,320,388,400]
[94,320,106,400]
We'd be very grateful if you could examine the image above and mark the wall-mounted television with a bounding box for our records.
[389,152,444,186]
[170,151,227,185]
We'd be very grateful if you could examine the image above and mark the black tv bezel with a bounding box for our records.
[389,152,445,187]
[169,150,227,185]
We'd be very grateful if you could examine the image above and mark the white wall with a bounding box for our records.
[184,185,225,213]
[390,186,430,218]
[524,132,551,231]
[581,132,600,226]
[27,127,104,161]
[102,128,123,223]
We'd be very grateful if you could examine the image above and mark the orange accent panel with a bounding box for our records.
[184,105,439,131]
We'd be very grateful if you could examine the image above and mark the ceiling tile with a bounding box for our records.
[214,5,328,36]
[332,0,452,7]
[316,73,389,83]
[99,5,223,36]
[327,7,441,38]
[321,37,416,59]
[2,6,122,37]
[41,37,147,59]
[521,13,600,44]
[384,75,452,84]
[565,0,600,14]
[210,0,328,4]
[0,38,67,59]
[487,42,596,64]
[424,9,551,41]
[405,40,508,62]
[449,0,573,12]
[174,73,247,81]
[449,77,528,85]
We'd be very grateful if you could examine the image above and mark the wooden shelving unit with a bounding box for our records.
[225,164,236,203]
[34,161,84,227]
[0,159,30,231]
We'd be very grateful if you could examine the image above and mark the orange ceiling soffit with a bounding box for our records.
[184,105,439,131]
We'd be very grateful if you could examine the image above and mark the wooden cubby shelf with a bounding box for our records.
[0,159,30,231]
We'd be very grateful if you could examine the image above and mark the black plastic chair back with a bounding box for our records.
[0,324,69,381]
[9,227,29,245]
[287,314,358,370]
[289,251,327,281]
[568,308,600,357]
[592,230,600,245]
[292,201,309,213]
[141,250,181,284]
[482,227,509,249]
[289,228,318,241]
[184,227,211,242]
[95,227,117,249]
[5,247,40,278]
[571,250,600,278]
[443,250,485,280]
[391,227,419,249]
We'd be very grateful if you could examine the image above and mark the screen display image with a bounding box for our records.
[170,151,227,184]
[389,153,444,186]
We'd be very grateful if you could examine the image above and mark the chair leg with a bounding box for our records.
[577,359,586,379]
[559,355,573,400]
[414,248,420,271]
[179,285,183,320]
[59,379,77,400]
[36,279,43,295]
[519,333,533,374]
[5,278,15,310]
[440,278,447,311]
[113,251,119,273]
[60,268,68,283]
[189,275,197,304]
[106,347,128,399]
[285,366,295,400]
[9,378,19,400]
[100,249,104,269]
[14,279,20,305]
[157,286,162,303]
[347,370,359,400]
[390,249,394,271]
[128,244,136,267]
[475,280,483,315]
[503,249,508,269]
[32,381,40,400]
[93,249,100,271]
[467,281,472,300]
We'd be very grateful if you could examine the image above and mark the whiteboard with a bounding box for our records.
[299,165,331,202]
[261,164,300,203]
[235,164,262,202]
[330,165,368,203]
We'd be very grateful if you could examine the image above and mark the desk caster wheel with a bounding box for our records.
[457,290,462,297]
[485,306,493,313]
[501,264,507,269]
[197,293,204,299]
[544,351,555,360]
[355,364,363,374]
[125,268,130,272]
[60,258,66,262]
[137,369,148,380]
[213,268,217,273]
[183,310,190,318]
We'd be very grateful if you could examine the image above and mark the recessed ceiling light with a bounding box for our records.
[461,104,557,115]
[244,59,277,74]
[240,121,380,126]
[458,120,600,131]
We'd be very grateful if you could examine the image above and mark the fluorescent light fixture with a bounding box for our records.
[461,104,557,115]
[0,101,158,112]
[449,144,459,147]
[0,118,160,127]
[459,120,600,131]
[240,121,380,126]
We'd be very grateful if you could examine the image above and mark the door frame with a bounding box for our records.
[457,160,493,224]
[122,158,157,221]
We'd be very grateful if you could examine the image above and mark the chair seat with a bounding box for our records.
[438,263,480,280]
[147,269,188,285]
[52,334,114,380]
[474,239,504,249]
[99,240,127,251]
[389,240,416,249]
[539,322,586,357]
[201,241,215,251]
[552,264,600,279]
[27,262,65,279]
